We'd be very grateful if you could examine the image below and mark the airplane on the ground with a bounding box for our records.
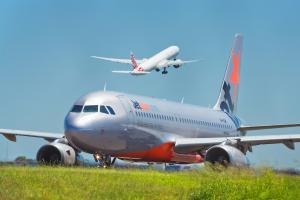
[91,46,198,75]
[2,34,300,168]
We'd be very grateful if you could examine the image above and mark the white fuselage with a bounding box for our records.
[139,46,180,71]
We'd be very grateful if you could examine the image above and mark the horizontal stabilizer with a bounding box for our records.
[91,56,144,64]
[112,70,133,73]
[91,56,132,64]
[112,70,150,75]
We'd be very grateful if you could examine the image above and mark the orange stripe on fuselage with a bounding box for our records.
[114,142,203,164]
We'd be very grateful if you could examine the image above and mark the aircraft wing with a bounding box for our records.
[0,129,63,142]
[91,56,145,64]
[157,59,198,68]
[174,134,300,153]
[238,123,300,131]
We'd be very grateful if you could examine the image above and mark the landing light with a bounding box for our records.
[95,154,101,160]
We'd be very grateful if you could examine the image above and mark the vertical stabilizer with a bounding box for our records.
[130,52,139,70]
[214,34,243,114]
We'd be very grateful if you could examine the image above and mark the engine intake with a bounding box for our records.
[205,144,249,167]
[37,143,79,165]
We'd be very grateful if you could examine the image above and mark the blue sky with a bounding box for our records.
[1,0,300,168]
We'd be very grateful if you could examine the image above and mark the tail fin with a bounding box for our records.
[130,52,139,70]
[214,34,243,114]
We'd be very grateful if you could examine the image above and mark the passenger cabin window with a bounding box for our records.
[71,105,83,113]
[106,106,115,115]
[83,105,98,113]
[100,105,109,114]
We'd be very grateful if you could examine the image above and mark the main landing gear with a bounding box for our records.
[162,67,168,75]
[93,154,116,168]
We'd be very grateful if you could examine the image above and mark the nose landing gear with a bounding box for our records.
[94,154,116,168]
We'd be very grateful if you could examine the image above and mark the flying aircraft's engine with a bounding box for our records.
[36,141,81,165]
[205,144,249,167]
[173,59,182,68]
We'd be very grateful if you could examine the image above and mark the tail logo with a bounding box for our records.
[130,53,139,70]
[229,51,241,97]
[220,82,234,113]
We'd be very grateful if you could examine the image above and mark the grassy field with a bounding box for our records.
[0,166,300,200]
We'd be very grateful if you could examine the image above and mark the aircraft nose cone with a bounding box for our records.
[64,113,98,131]
[64,113,94,150]
[65,113,83,130]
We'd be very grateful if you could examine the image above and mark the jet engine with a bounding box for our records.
[36,141,82,165]
[173,59,182,68]
[205,144,249,167]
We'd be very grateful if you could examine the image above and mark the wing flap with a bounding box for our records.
[0,129,63,142]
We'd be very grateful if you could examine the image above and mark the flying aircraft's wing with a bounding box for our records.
[174,134,300,153]
[91,56,145,64]
[0,129,63,142]
[112,70,150,75]
[157,59,199,68]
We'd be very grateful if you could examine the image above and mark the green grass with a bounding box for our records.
[0,166,300,200]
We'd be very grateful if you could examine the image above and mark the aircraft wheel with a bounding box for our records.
[162,68,168,75]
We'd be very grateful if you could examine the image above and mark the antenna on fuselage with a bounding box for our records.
[181,97,184,104]
[103,81,107,91]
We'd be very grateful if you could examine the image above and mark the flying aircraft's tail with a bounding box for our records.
[130,52,139,70]
[214,34,243,114]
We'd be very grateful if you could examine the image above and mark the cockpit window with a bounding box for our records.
[83,105,98,112]
[106,106,115,115]
[100,105,109,114]
[71,105,83,113]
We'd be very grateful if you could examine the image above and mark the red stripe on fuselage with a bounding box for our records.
[113,142,203,164]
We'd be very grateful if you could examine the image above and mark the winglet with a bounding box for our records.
[130,52,139,70]
[3,134,16,142]
[103,81,107,91]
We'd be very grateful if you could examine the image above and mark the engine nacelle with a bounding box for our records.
[36,142,80,165]
[205,144,249,167]
[172,59,183,68]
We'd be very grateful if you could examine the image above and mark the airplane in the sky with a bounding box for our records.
[91,46,198,75]
[2,34,300,168]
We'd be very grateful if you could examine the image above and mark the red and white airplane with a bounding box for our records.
[91,46,198,75]
[1,34,300,168]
